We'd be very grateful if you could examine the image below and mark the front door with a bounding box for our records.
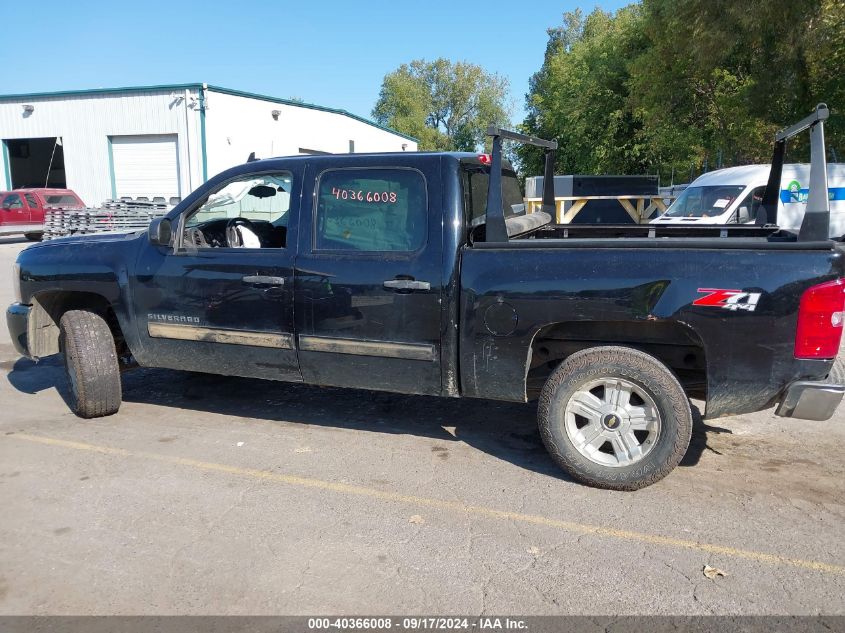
[294,161,443,395]
[131,166,302,381]
[1,193,30,225]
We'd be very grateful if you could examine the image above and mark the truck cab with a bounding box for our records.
[132,154,448,395]
[0,188,84,240]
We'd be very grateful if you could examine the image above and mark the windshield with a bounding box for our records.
[462,165,525,228]
[663,185,746,218]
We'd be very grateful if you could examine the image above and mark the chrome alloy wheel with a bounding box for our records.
[563,377,662,467]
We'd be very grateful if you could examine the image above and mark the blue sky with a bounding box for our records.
[1,0,631,124]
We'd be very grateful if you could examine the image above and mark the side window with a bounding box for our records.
[25,194,38,208]
[2,194,22,209]
[734,186,765,223]
[44,194,82,207]
[462,166,525,228]
[315,168,427,252]
[182,172,293,249]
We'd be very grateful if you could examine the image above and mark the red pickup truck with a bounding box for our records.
[0,188,85,240]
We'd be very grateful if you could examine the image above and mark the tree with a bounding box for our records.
[373,58,511,151]
[629,0,823,175]
[518,7,650,177]
[520,1,844,182]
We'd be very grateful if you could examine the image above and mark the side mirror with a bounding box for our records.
[737,206,751,224]
[148,217,172,246]
[248,184,277,198]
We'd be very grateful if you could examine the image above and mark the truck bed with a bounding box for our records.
[459,235,844,418]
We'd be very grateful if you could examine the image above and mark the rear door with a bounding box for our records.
[24,193,41,222]
[294,158,443,395]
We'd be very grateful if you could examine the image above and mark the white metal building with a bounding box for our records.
[0,84,418,206]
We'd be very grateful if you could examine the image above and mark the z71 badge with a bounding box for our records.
[693,288,762,312]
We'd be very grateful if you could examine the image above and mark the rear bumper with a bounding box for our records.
[775,380,844,421]
[6,303,31,358]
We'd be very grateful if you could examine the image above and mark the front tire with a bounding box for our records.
[59,310,122,418]
[538,346,692,491]
[24,232,42,242]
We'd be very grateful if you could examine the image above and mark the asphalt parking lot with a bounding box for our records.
[0,235,843,615]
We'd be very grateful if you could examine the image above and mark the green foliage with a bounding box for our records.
[373,58,511,151]
[520,0,845,181]
[521,7,650,176]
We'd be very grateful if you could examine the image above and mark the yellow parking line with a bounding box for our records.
[8,432,845,576]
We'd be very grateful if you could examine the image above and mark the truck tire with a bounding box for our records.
[59,310,122,418]
[538,346,692,491]
[24,233,42,242]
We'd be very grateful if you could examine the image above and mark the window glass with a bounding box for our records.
[182,172,293,249]
[2,194,22,209]
[44,194,82,207]
[733,186,765,223]
[663,185,746,218]
[462,165,525,228]
[186,173,293,228]
[315,169,426,252]
[25,194,38,208]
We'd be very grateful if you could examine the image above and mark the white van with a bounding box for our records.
[651,164,845,237]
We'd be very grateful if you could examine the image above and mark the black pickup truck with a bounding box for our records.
[6,106,845,490]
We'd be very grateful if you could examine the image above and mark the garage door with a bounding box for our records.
[111,134,180,199]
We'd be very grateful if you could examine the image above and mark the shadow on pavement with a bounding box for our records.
[679,405,732,467]
[7,356,715,482]
[4,355,74,411]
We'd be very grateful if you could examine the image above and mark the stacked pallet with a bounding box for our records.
[44,201,169,241]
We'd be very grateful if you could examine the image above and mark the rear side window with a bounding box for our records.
[44,194,82,207]
[315,168,426,252]
[462,165,525,228]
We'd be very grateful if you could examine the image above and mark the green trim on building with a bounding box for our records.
[199,87,208,182]
[0,84,203,101]
[0,83,419,143]
[1,141,11,189]
[106,137,116,199]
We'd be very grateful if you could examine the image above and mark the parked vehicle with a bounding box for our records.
[6,107,845,490]
[0,188,85,240]
[651,163,845,236]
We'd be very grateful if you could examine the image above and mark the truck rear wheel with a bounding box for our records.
[538,346,692,491]
[59,310,122,418]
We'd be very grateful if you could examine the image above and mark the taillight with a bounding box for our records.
[478,154,491,165]
[795,279,845,359]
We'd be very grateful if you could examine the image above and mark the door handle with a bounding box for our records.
[242,275,285,286]
[383,279,431,291]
